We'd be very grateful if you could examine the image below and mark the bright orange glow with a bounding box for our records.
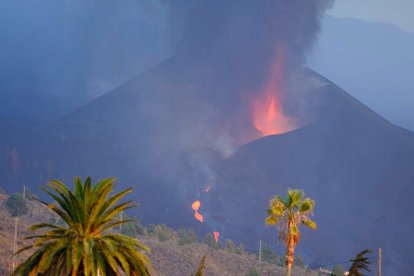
[192,200,201,212]
[252,44,293,137]
[253,95,288,136]
[192,200,204,223]
[194,211,204,223]
[213,231,220,243]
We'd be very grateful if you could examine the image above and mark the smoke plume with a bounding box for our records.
[164,0,334,64]
[159,0,334,148]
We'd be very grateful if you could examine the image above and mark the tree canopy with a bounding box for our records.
[13,177,153,276]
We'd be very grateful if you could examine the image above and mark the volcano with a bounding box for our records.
[0,65,413,274]
[210,70,414,274]
[1,1,413,274]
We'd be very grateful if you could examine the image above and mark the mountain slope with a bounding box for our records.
[210,71,414,275]
[0,66,413,275]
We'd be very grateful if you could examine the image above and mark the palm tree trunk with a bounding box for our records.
[12,217,18,271]
[285,220,295,276]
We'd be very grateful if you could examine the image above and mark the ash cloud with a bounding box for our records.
[156,0,335,150]
[147,0,336,208]
[144,2,336,216]
[163,0,334,64]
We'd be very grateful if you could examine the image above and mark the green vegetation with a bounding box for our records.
[225,239,236,253]
[278,255,286,267]
[9,178,321,275]
[224,239,245,255]
[178,227,198,245]
[259,244,305,268]
[147,223,176,242]
[203,233,221,250]
[246,266,260,276]
[6,193,28,217]
[118,215,146,237]
[295,255,305,269]
[265,189,317,276]
[261,245,277,263]
[13,177,152,275]
[23,187,38,200]
[235,243,245,255]
[332,265,346,276]
[348,249,372,276]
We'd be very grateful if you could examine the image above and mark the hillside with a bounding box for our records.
[143,238,316,276]
[209,71,414,274]
[0,193,316,276]
[1,68,414,275]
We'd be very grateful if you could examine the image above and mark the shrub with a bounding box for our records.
[119,216,146,237]
[332,265,345,276]
[246,267,260,276]
[235,243,245,255]
[148,224,175,242]
[24,187,38,200]
[295,255,305,269]
[276,256,286,267]
[203,233,221,250]
[225,239,236,253]
[5,193,28,217]
[178,227,198,245]
[261,245,277,263]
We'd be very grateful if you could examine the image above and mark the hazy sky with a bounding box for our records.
[329,0,414,32]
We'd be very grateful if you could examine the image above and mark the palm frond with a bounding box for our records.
[13,177,153,275]
[194,255,207,276]
[302,219,317,230]
[349,249,372,276]
[287,189,304,208]
[299,198,315,214]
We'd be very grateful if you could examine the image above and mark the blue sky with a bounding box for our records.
[329,0,414,32]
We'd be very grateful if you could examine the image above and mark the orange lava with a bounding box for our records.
[192,200,201,211]
[252,44,292,137]
[194,212,204,223]
[213,231,220,243]
[192,200,204,223]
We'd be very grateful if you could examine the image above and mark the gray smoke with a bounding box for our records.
[159,0,335,135]
[163,0,334,64]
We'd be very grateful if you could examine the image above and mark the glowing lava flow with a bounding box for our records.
[213,231,220,243]
[192,200,204,223]
[192,200,201,211]
[252,45,293,137]
[192,201,220,243]
[194,212,204,223]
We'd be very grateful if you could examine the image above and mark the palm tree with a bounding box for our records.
[348,249,372,276]
[265,189,316,276]
[13,177,153,276]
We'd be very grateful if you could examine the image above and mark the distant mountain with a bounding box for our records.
[308,16,414,131]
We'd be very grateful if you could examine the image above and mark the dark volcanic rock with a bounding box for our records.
[211,71,414,274]
[0,69,413,275]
